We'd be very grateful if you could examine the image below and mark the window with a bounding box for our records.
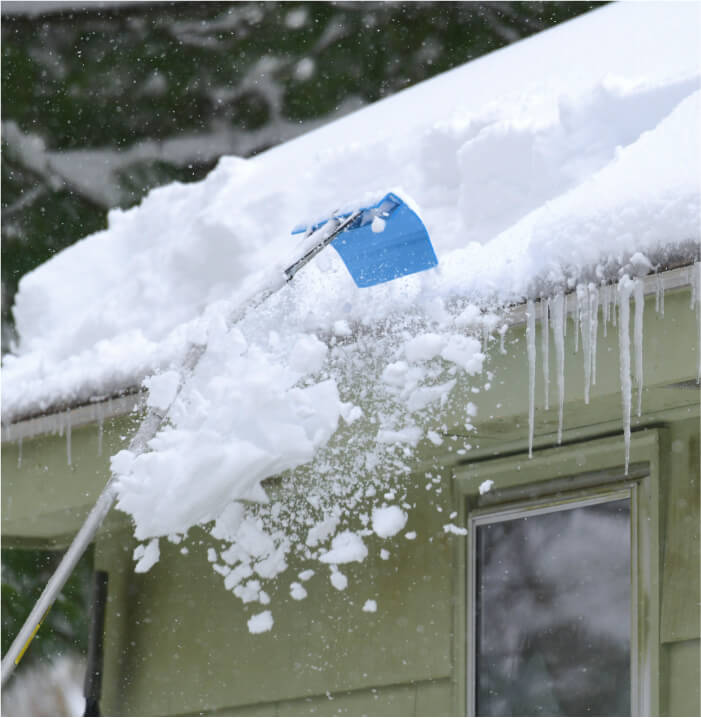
[453,431,660,717]
[472,493,632,716]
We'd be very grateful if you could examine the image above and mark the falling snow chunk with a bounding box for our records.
[247,610,273,634]
[443,523,468,536]
[362,600,378,613]
[318,531,368,564]
[289,582,308,601]
[133,538,160,574]
[372,506,407,538]
[479,480,494,495]
[426,430,443,446]
[330,569,348,591]
[405,531,417,540]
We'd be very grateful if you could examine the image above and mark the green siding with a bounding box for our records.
[94,475,455,716]
[661,639,701,717]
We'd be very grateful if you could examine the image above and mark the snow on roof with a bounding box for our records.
[3,2,700,627]
[4,2,699,424]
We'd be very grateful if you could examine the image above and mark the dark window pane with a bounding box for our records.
[475,498,631,716]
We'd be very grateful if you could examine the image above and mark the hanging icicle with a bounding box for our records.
[696,262,701,384]
[526,299,537,458]
[541,298,550,410]
[617,277,634,475]
[66,409,72,467]
[578,285,592,404]
[17,437,23,470]
[97,405,104,458]
[589,284,599,388]
[655,273,665,316]
[633,279,645,417]
[690,263,698,310]
[601,283,609,337]
[551,292,566,444]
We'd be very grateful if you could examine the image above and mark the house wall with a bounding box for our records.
[2,275,698,716]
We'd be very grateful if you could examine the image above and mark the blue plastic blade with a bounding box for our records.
[292,193,438,288]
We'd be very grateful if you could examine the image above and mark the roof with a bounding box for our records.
[4,2,699,426]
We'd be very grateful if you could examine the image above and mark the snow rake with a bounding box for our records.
[1,191,437,685]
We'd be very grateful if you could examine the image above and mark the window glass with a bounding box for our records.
[474,498,631,716]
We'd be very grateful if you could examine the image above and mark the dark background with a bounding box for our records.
[1,0,601,683]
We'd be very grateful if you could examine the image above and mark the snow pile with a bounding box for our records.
[2,3,700,632]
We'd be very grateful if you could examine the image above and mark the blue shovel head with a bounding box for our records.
[292,193,438,288]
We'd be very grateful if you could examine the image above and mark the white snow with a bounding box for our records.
[143,370,181,412]
[2,3,700,628]
[318,531,368,564]
[247,610,273,634]
[133,538,160,574]
[289,582,308,601]
[362,600,377,613]
[329,568,348,591]
[479,480,494,495]
[443,523,468,536]
[371,506,408,539]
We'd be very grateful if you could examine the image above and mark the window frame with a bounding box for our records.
[451,429,661,717]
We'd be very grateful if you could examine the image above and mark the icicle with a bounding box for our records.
[617,277,634,475]
[612,286,618,327]
[691,264,698,310]
[66,410,72,467]
[633,279,645,417]
[696,262,701,384]
[551,292,566,444]
[602,283,609,338]
[541,298,550,410]
[589,284,599,387]
[17,437,23,470]
[97,405,104,458]
[526,299,537,459]
[654,275,659,313]
[574,289,581,354]
[499,325,507,355]
[578,285,592,403]
[563,295,567,337]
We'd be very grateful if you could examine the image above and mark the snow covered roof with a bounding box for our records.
[3,0,699,425]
